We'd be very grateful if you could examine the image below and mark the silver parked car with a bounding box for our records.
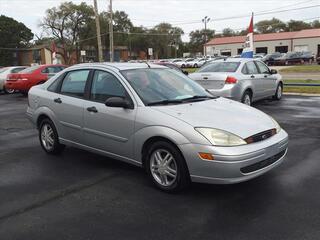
[27,63,288,192]
[189,58,283,105]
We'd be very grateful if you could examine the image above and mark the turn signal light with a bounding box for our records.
[225,76,237,84]
[199,152,214,161]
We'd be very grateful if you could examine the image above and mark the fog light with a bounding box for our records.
[199,152,214,161]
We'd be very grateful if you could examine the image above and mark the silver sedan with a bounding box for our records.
[189,58,283,105]
[27,63,288,192]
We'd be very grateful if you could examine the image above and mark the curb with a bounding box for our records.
[283,92,320,97]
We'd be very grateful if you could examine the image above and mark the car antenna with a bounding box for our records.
[145,61,151,68]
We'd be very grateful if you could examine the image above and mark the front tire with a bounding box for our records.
[145,141,190,192]
[273,83,283,100]
[39,118,65,155]
[241,90,252,106]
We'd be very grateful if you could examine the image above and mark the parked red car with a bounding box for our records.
[5,64,66,94]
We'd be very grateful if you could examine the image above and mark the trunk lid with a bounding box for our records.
[189,72,236,90]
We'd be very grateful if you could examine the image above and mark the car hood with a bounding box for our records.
[151,97,276,139]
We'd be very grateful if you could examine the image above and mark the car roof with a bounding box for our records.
[214,58,256,63]
[72,62,167,71]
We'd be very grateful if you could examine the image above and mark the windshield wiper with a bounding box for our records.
[147,99,183,106]
[181,95,216,102]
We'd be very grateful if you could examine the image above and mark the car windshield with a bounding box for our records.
[198,62,240,73]
[20,65,40,73]
[121,68,213,105]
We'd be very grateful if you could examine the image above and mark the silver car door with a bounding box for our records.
[83,69,136,160]
[243,61,262,100]
[48,69,90,143]
[255,61,277,97]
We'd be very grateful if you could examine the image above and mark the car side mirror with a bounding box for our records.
[105,97,133,109]
[270,69,277,74]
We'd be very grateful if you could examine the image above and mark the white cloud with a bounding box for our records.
[0,0,319,41]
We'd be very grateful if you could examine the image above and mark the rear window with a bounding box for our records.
[20,65,40,73]
[198,62,240,73]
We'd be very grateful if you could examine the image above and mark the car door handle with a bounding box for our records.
[264,75,268,78]
[87,106,98,113]
[54,98,62,104]
[251,75,255,79]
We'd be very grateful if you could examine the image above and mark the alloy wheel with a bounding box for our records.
[243,94,251,105]
[277,85,282,99]
[41,123,55,151]
[150,149,177,187]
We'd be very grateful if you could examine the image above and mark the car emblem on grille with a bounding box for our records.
[261,134,268,139]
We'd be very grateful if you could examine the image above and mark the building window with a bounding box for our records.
[220,50,231,56]
[275,46,288,53]
[256,47,268,54]
[237,48,243,54]
[294,45,308,52]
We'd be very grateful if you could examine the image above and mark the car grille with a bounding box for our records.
[245,129,276,144]
[240,150,286,174]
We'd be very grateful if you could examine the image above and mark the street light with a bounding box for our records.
[202,16,210,57]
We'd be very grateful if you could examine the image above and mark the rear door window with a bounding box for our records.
[244,61,259,75]
[60,70,90,98]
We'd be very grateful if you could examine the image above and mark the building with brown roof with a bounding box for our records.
[204,28,320,57]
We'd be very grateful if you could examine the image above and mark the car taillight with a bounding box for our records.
[225,76,237,84]
[19,78,28,81]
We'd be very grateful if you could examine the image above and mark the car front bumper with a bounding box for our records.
[179,129,289,184]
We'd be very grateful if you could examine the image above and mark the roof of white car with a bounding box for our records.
[73,62,167,70]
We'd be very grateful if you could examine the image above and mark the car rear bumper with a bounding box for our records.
[208,84,242,101]
[5,80,30,92]
[179,129,289,184]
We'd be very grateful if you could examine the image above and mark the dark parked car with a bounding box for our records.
[300,51,314,63]
[273,52,304,66]
[262,52,283,66]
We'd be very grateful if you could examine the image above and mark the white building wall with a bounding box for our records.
[206,37,320,56]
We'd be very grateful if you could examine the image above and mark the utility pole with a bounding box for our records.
[93,0,103,62]
[202,16,210,57]
[109,0,114,62]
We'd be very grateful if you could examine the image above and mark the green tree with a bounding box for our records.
[148,23,184,59]
[285,20,312,32]
[311,20,320,28]
[255,18,286,33]
[0,15,33,66]
[40,1,94,64]
[189,29,215,54]
[222,28,236,37]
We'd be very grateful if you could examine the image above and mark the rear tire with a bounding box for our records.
[241,90,252,106]
[273,83,282,100]
[39,118,65,155]
[3,87,15,94]
[145,141,190,193]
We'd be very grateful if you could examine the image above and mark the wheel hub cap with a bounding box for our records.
[150,149,177,187]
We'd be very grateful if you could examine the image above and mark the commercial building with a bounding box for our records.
[205,28,320,56]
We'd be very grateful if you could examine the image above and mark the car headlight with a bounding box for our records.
[269,116,281,133]
[195,128,247,146]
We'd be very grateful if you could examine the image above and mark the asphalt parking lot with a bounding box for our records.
[0,93,319,240]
